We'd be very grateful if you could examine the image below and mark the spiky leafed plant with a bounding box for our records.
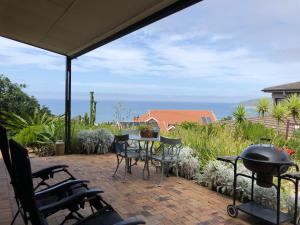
[271,102,287,131]
[233,105,247,124]
[0,108,55,132]
[285,94,300,124]
[256,97,269,123]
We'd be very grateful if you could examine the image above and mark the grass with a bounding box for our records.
[167,121,292,168]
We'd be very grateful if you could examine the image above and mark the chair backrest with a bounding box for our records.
[113,134,129,154]
[0,124,13,177]
[9,139,46,225]
[160,136,182,158]
[121,129,139,136]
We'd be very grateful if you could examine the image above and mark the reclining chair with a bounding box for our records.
[1,125,104,225]
[0,124,75,190]
[9,139,145,225]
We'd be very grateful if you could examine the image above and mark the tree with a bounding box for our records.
[285,94,300,124]
[0,75,51,117]
[271,102,287,131]
[233,105,247,123]
[256,97,269,122]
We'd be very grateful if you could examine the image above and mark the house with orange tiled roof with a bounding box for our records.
[133,110,217,131]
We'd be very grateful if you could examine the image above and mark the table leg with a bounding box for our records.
[143,141,150,180]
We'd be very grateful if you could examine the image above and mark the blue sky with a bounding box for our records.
[1,0,300,103]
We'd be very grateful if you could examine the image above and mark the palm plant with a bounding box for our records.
[0,108,56,132]
[256,97,269,122]
[233,105,247,123]
[285,94,300,124]
[271,102,287,131]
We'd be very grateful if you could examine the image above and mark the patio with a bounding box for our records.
[0,153,271,225]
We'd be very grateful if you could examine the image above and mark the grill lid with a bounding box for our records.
[240,144,292,165]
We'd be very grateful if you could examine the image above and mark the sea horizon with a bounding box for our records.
[38,99,244,123]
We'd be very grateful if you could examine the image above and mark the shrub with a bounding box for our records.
[77,129,114,154]
[198,160,289,210]
[169,123,250,167]
[14,125,44,147]
[178,147,200,179]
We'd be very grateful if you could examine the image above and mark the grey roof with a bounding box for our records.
[262,81,300,92]
[0,0,201,59]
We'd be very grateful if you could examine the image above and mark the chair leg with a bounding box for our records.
[124,158,128,181]
[129,158,132,173]
[159,161,164,186]
[10,209,20,225]
[113,156,122,177]
[166,163,169,177]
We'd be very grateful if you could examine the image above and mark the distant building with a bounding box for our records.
[262,81,300,105]
[133,110,217,132]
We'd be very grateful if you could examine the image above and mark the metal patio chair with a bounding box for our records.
[9,139,145,225]
[112,134,140,180]
[0,124,76,190]
[151,136,182,185]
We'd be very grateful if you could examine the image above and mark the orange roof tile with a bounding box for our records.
[133,110,217,131]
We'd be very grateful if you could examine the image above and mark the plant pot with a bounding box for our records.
[140,130,153,138]
[152,131,159,138]
[55,140,65,156]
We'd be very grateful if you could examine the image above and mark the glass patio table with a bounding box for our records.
[129,135,160,180]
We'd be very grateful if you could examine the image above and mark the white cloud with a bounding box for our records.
[0,37,63,70]
[1,0,300,101]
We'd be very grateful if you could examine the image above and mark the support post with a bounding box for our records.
[65,57,72,153]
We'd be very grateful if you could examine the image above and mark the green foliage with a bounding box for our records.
[83,112,89,126]
[14,125,44,147]
[89,91,97,126]
[256,97,269,118]
[77,129,114,154]
[0,108,58,134]
[286,129,300,160]
[235,121,285,146]
[198,160,291,210]
[220,116,232,121]
[69,121,119,153]
[179,121,199,130]
[271,102,287,128]
[232,104,247,123]
[168,121,289,167]
[0,75,51,119]
[285,94,300,123]
[138,124,152,132]
[168,123,249,166]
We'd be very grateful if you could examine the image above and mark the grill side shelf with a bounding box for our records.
[237,202,292,224]
[217,156,238,164]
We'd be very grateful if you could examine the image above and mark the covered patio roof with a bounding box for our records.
[0,0,201,59]
[0,0,202,152]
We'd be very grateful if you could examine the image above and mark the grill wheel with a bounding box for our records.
[227,205,238,218]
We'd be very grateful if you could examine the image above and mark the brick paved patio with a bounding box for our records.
[0,153,275,225]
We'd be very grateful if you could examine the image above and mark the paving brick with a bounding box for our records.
[0,153,283,225]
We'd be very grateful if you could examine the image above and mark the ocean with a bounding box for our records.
[39,99,237,122]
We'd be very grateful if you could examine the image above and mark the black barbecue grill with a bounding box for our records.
[218,142,300,225]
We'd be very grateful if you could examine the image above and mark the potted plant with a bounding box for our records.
[139,124,153,138]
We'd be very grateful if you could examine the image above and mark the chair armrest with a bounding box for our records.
[35,180,92,198]
[114,218,146,225]
[32,164,70,179]
[39,189,102,214]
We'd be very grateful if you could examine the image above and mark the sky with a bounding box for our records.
[1,0,300,103]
